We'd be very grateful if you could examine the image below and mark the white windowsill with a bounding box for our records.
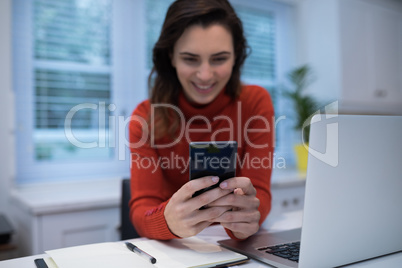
[10,178,122,216]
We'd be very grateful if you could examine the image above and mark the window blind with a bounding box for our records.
[35,70,111,129]
[34,0,111,64]
[234,5,278,121]
[235,7,276,82]
[33,0,112,161]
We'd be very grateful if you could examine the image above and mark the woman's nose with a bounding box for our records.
[196,63,213,81]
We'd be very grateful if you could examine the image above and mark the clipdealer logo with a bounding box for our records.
[301,101,339,167]
[62,100,338,168]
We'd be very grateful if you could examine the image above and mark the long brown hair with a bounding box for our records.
[149,0,248,139]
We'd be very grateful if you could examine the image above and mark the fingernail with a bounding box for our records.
[220,181,227,189]
[212,176,219,183]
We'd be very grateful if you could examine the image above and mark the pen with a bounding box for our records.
[125,242,157,264]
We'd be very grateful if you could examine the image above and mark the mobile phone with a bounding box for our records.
[189,141,237,198]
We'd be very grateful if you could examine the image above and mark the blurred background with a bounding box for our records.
[0,0,401,259]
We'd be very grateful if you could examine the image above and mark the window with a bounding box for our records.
[33,0,112,161]
[13,0,144,183]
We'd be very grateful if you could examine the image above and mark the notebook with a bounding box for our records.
[219,114,402,268]
[39,236,249,268]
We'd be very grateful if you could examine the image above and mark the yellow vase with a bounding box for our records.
[294,143,308,173]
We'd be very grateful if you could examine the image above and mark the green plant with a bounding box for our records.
[283,65,318,144]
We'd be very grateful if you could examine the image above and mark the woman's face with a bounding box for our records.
[171,24,235,105]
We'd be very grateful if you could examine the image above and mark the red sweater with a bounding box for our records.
[129,85,275,240]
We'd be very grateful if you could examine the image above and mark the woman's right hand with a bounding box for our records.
[164,176,233,238]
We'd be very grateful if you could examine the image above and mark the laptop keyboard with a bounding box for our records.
[257,241,300,263]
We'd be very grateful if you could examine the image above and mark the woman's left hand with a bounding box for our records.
[207,176,261,240]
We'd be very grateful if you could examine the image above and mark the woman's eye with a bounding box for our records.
[212,57,228,64]
[183,57,198,63]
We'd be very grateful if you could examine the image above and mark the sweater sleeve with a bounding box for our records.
[225,85,275,239]
[128,102,179,240]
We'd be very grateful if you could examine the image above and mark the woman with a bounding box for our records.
[129,0,275,240]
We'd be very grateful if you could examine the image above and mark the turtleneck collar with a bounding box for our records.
[178,88,232,121]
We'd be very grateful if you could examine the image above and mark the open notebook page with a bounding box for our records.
[45,237,248,268]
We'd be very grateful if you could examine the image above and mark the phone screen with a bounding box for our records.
[189,141,237,197]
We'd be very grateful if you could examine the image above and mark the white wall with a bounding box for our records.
[294,0,402,113]
[0,0,16,218]
[295,0,342,104]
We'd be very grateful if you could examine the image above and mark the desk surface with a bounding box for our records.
[1,210,401,268]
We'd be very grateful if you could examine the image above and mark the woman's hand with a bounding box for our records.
[164,176,233,238]
[207,177,261,240]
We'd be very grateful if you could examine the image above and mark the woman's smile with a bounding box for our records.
[192,82,215,94]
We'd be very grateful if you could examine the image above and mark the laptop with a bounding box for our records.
[218,114,402,267]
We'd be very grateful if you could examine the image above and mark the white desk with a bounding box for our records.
[1,210,401,268]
